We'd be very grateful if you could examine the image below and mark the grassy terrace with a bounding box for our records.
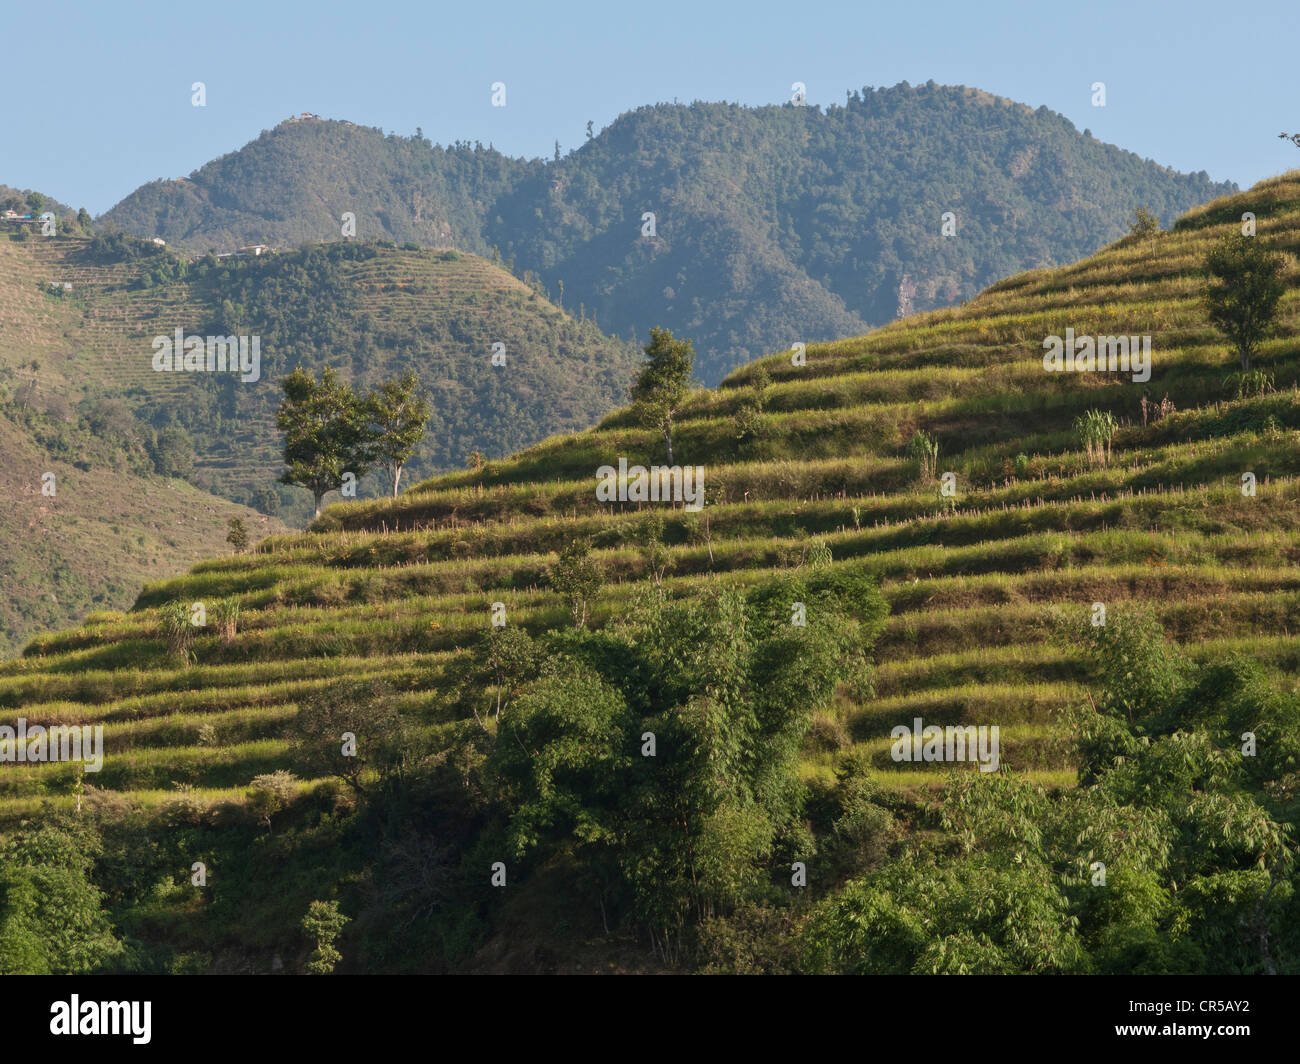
[4,172,1300,820]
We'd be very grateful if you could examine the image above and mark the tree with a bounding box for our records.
[630,327,694,465]
[483,624,540,722]
[633,513,675,588]
[1128,206,1160,248]
[1203,235,1289,371]
[252,486,281,515]
[547,540,605,628]
[489,569,887,959]
[302,900,350,974]
[275,367,373,518]
[291,679,419,797]
[365,372,430,497]
[0,819,124,974]
[732,366,771,442]
[226,517,249,553]
[247,770,299,832]
[152,425,194,478]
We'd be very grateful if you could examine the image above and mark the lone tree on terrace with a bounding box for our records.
[1203,234,1290,372]
[630,327,694,465]
[1127,206,1160,250]
[225,517,249,553]
[365,372,430,497]
[276,367,373,518]
[547,540,605,628]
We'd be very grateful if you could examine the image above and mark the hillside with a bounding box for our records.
[100,84,1237,383]
[0,231,640,523]
[0,414,281,658]
[0,226,284,655]
[5,173,1299,974]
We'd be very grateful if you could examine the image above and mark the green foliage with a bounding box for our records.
[487,569,887,957]
[1127,205,1160,244]
[1071,606,1189,732]
[82,231,172,266]
[290,679,421,796]
[1203,234,1290,370]
[824,754,897,876]
[632,514,675,587]
[490,662,632,857]
[213,596,240,644]
[151,425,195,478]
[546,540,605,628]
[225,517,249,553]
[365,372,430,497]
[159,600,197,662]
[732,367,771,443]
[0,819,124,974]
[481,624,542,723]
[302,900,350,974]
[630,327,695,464]
[1230,368,1275,399]
[803,605,1300,975]
[246,769,299,830]
[276,367,373,517]
[9,173,1300,976]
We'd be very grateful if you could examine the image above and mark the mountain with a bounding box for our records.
[4,172,1298,974]
[101,83,1237,382]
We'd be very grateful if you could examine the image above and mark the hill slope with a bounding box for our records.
[0,231,640,523]
[100,84,1237,383]
[0,228,285,655]
[0,414,281,657]
[5,172,1298,973]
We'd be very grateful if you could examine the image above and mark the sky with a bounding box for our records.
[3,0,1297,215]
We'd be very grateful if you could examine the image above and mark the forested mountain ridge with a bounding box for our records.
[102,83,1236,382]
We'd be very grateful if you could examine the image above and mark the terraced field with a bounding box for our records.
[0,234,639,514]
[4,172,1300,822]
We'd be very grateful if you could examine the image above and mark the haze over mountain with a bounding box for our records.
[101,82,1237,382]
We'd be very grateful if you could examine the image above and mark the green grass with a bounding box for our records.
[6,171,1300,820]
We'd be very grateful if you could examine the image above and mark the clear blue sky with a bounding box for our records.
[5,0,1297,215]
